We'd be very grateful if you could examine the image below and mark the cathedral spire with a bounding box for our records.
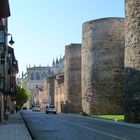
[56,57,59,64]
[52,58,55,66]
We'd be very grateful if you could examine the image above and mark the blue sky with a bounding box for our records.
[8,0,125,75]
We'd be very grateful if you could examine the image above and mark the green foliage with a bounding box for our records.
[94,115,124,120]
[15,85,30,106]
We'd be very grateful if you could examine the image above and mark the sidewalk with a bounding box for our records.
[0,112,32,140]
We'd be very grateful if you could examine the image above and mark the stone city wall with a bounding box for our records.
[47,76,55,105]
[82,17,125,115]
[64,43,82,112]
[124,0,140,122]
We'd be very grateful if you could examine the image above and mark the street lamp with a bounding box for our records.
[7,33,15,45]
[9,36,15,45]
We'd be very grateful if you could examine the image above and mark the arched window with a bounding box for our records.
[31,72,34,80]
[41,72,46,79]
[36,72,40,80]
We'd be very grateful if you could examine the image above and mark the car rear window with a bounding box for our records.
[49,105,55,108]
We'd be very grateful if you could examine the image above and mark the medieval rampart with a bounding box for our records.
[64,43,82,112]
[82,17,125,115]
[124,0,140,122]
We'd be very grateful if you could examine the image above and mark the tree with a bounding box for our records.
[15,85,30,106]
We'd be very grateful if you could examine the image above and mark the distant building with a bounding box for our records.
[17,56,65,109]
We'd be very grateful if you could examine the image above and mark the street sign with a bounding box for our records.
[43,98,50,104]
[86,88,93,96]
[85,87,94,102]
[86,96,93,102]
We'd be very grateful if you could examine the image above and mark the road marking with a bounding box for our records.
[53,116,126,140]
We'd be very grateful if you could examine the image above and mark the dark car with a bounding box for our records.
[22,107,27,110]
[45,105,57,114]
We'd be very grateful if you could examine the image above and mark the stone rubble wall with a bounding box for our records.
[64,44,82,112]
[82,18,125,115]
[124,0,140,122]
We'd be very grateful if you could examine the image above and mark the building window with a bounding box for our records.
[41,72,46,79]
[36,72,40,80]
[31,72,34,80]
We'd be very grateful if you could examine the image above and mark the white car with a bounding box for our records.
[45,105,57,114]
[32,106,40,112]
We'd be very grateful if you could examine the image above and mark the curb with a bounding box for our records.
[20,112,33,140]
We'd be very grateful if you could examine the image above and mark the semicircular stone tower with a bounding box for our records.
[125,0,140,122]
[82,17,125,115]
[64,43,82,113]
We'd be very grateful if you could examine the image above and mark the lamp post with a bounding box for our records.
[7,33,15,46]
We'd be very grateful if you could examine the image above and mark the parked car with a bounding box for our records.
[22,107,27,110]
[45,105,57,114]
[32,106,40,112]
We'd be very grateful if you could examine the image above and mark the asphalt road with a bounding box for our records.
[21,111,140,140]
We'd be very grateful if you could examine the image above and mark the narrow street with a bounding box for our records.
[21,110,140,140]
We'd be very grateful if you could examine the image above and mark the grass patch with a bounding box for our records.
[94,115,124,120]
